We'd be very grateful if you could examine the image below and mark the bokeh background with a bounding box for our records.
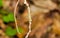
[0,0,60,38]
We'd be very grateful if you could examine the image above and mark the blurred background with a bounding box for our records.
[0,0,60,38]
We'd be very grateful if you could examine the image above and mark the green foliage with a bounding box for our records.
[3,16,9,23]
[5,26,24,36]
[2,13,15,23]
[0,0,3,7]
[8,13,14,22]
[5,26,17,36]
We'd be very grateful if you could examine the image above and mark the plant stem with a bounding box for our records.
[14,0,20,34]
[24,0,32,38]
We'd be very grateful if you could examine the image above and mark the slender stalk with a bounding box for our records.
[14,0,20,34]
[14,0,32,37]
[24,0,32,38]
